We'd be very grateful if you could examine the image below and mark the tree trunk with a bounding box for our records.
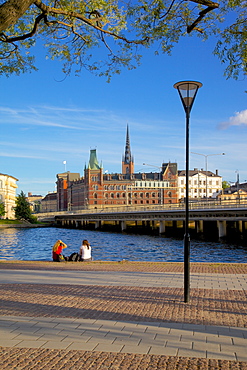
[0,0,35,33]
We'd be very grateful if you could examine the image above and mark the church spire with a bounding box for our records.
[124,124,131,164]
[122,125,134,175]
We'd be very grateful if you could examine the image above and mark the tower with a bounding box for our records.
[122,125,134,175]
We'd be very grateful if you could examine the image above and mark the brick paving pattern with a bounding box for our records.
[0,284,246,327]
[0,260,247,274]
[0,261,246,369]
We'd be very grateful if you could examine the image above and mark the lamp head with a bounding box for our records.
[174,81,202,113]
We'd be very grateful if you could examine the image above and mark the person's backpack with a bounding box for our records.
[68,252,80,262]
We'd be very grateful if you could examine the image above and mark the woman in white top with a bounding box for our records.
[79,239,92,261]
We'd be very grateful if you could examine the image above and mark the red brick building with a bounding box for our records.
[56,127,178,211]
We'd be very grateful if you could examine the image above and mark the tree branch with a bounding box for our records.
[187,0,219,34]
[33,1,148,45]
[1,13,45,42]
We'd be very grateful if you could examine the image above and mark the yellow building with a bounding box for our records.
[219,188,247,204]
[0,173,18,219]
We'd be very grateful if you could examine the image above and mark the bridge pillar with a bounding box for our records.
[159,221,166,234]
[217,220,227,238]
[238,220,243,233]
[196,220,204,234]
[95,221,104,230]
[121,221,127,231]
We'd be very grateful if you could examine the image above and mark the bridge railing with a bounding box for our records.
[36,200,247,219]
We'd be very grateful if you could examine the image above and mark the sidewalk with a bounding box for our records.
[0,261,246,369]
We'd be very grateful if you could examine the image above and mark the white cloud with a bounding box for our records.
[219,109,247,129]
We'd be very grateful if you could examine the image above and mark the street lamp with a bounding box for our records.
[191,152,225,200]
[174,81,202,303]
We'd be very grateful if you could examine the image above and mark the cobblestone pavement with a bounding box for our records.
[0,261,246,369]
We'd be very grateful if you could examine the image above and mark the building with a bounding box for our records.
[27,192,43,212]
[41,192,57,212]
[56,127,178,211]
[218,186,247,204]
[0,173,18,219]
[56,172,80,211]
[178,168,222,200]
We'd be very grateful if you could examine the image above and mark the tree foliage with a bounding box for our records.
[14,190,36,222]
[0,0,246,80]
[222,180,231,189]
[0,202,5,217]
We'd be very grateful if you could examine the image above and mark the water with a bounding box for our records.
[0,227,246,263]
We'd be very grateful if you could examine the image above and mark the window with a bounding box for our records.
[0,180,2,188]
[111,193,114,198]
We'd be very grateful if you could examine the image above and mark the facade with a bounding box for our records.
[56,127,178,211]
[178,169,222,200]
[27,192,43,212]
[56,172,80,211]
[218,187,247,203]
[0,173,18,219]
[41,192,58,212]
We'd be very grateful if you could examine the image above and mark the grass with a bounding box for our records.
[0,219,22,224]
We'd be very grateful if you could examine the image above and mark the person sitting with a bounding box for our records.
[79,239,92,261]
[52,240,67,262]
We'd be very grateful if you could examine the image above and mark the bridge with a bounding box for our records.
[37,202,247,240]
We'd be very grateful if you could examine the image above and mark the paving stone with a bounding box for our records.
[13,340,47,349]
[0,261,246,368]
[121,344,150,354]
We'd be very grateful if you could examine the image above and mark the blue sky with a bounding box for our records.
[1,33,246,196]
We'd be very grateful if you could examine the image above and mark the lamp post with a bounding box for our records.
[191,152,225,200]
[174,81,202,303]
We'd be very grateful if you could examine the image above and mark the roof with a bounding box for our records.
[0,173,18,181]
[88,149,101,170]
[178,170,221,177]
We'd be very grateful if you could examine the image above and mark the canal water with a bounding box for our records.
[0,227,246,263]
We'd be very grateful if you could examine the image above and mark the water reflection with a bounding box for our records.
[0,227,246,263]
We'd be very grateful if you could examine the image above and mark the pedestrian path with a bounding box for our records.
[0,269,247,290]
[0,268,246,362]
[0,315,246,361]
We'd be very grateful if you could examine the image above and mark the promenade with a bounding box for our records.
[0,261,246,369]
